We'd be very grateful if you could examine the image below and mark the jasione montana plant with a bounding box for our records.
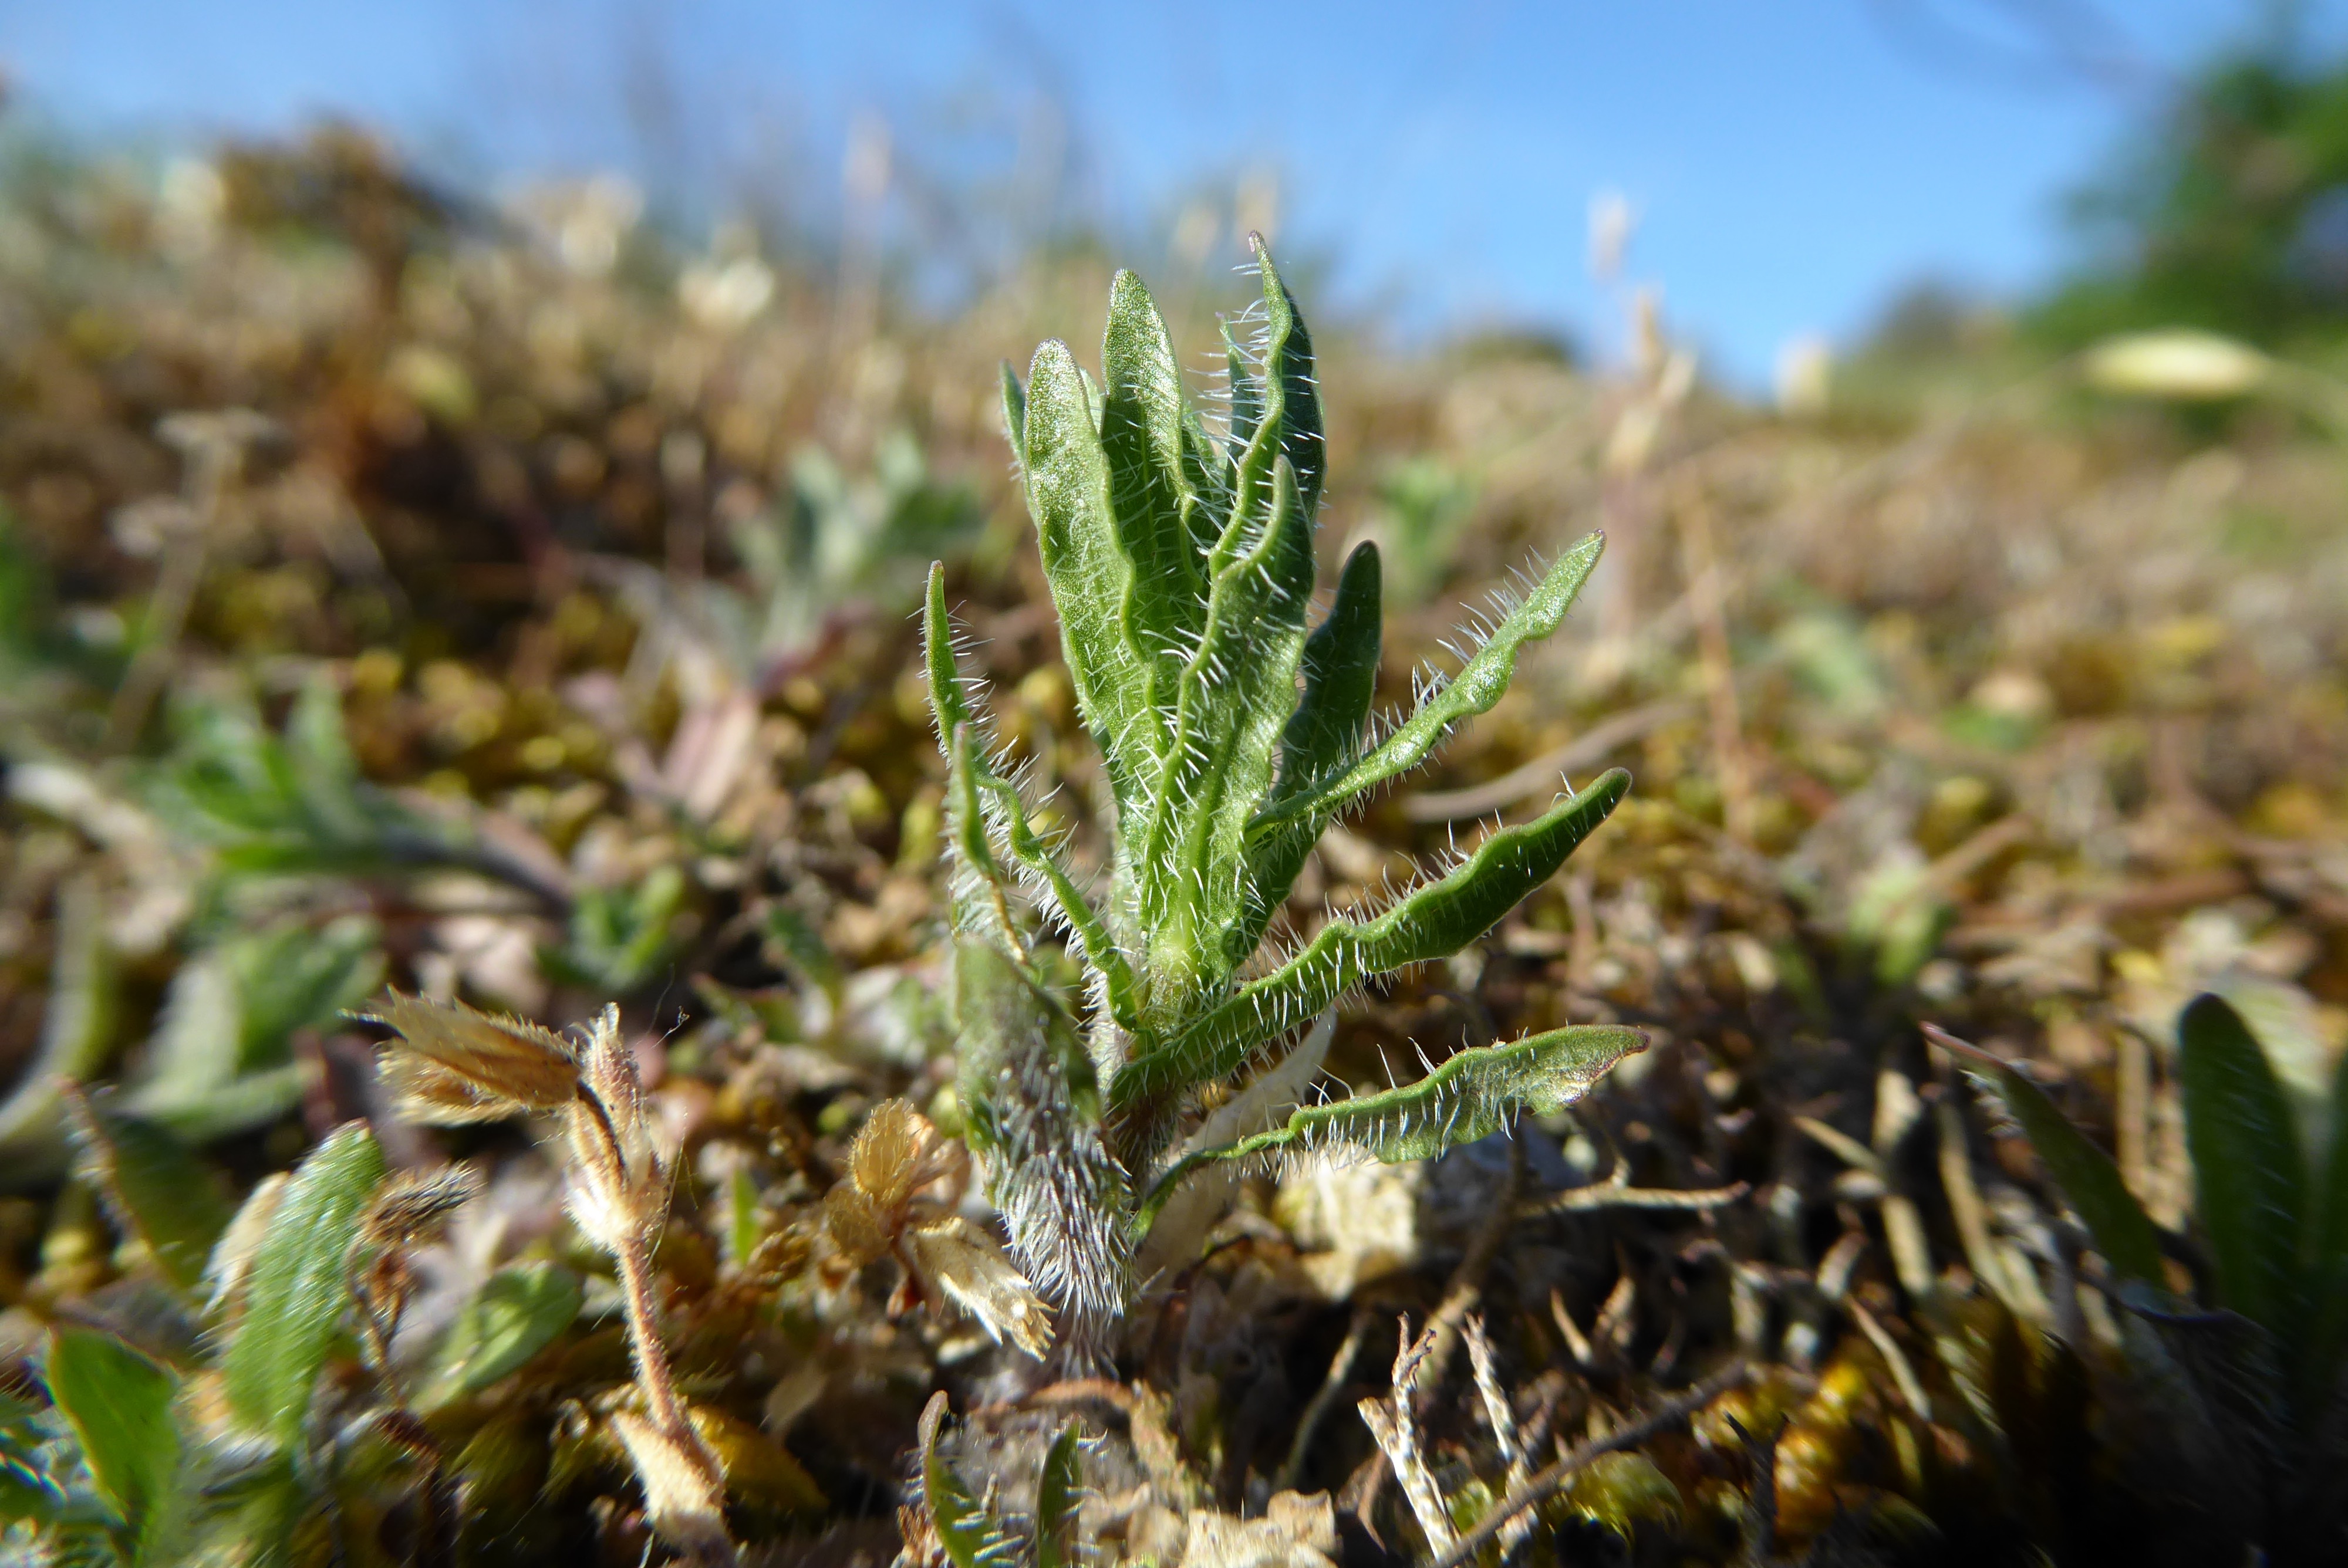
[925,239,1642,1327]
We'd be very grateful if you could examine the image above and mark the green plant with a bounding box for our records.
[0,895,382,1183]
[148,674,566,908]
[364,993,737,1562]
[13,1122,399,1566]
[1369,455,1478,606]
[915,1393,1081,1568]
[1933,993,2348,1563]
[618,428,984,695]
[926,240,1642,1325]
[16,985,854,1568]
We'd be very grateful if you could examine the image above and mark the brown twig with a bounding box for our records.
[1425,1360,1752,1568]
[1522,1175,1751,1216]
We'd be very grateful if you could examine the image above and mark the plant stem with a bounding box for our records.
[614,1227,691,1438]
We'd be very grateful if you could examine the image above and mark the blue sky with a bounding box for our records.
[2,1,2334,383]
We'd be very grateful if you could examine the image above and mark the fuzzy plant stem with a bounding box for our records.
[612,1199,692,1440]
[568,1022,736,1566]
[366,993,736,1562]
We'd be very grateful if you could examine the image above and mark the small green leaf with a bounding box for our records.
[1954,1048,2166,1287]
[926,570,1138,1029]
[1247,237,1325,521]
[124,915,382,1145]
[1178,406,1234,563]
[2180,992,2310,1341]
[960,734,1135,1028]
[1101,270,1209,703]
[920,1392,1016,1568]
[1234,540,1383,962]
[1277,540,1384,806]
[188,1452,311,1568]
[45,1326,180,1544]
[423,1263,582,1405]
[1035,1422,1081,1568]
[283,673,367,836]
[545,864,684,993]
[762,901,842,1003]
[153,678,447,881]
[232,915,385,1063]
[1138,1024,1643,1232]
[1253,531,1607,836]
[922,563,984,741]
[1222,318,1264,454]
[1119,771,1630,1114]
[1288,1023,1645,1161]
[221,1123,387,1448]
[1021,339,1159,810]
[724,1165,761,1267]
[66,1091,234,1294]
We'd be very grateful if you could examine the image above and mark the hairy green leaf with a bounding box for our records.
[1222,318,1263,456]
[999,361,1026,453]
[1287,1023,1643,1160]
[1035,1423,1081,1568]
[919,1393,1016,1568]
[1139,1024,1642,1232]
[45,1326,181,1547]
[967,745,1134,1026]
[1278,541,1384,805]
[1118,771,1630,1114]
[221,1123,387,1448]
[1139,457,1315,1001]
[926,568,1139,1028]
[1247,236,1325,521]
[1101,271,1209,697]
[66,1092,233,1295]
[1233,540,1383,964]
[1254,531,1607,836]
[1020,340,1159,807]
[423,1263,582,1405]
[2180,992,2310,1341]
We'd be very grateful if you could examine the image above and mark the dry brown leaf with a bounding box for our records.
[364,989,581,1123]
[905,1215,1053,1359]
